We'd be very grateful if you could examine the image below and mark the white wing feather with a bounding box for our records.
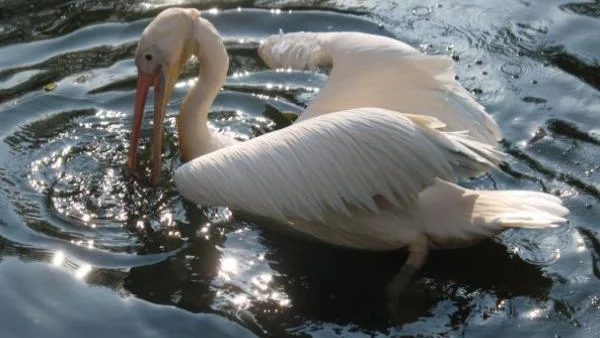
[258,31,503,145]
[259,31,332,70]
[174,108,501,223]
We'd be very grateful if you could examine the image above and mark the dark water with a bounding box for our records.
[0,0,599,336]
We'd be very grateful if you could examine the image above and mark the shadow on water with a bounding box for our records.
[123,208,554,336]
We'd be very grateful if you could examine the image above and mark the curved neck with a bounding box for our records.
[178,19,230,161]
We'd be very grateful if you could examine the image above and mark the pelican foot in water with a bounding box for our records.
[386,264,419,320]
[386,236,429,320]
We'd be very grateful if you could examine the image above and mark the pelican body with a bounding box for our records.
[128,8,568,298]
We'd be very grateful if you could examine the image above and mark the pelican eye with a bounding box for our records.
[145,54,153,61]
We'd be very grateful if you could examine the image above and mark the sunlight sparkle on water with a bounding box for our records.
[219,257,239,280]
[232,294,249,308]
[524,307,545,320]
[573,230,587,252]
[52,251,65,266]
[75,264,92,279]
[270,291,291,307]
[186,78,198,87]
[95,109,125,119]
[50,156,63,169]
[175,78,198,88]
[160,211,174,227]
[231,71,250,78]
[252,273,273,291]
[167,230,181,238]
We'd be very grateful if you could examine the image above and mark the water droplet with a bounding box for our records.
[411,6,432,17]
[501,62,523,77]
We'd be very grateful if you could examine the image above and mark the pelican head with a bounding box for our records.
[128,8,201,183]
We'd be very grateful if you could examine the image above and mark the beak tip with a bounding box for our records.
[124,162,139,179]
[150,174,162,186]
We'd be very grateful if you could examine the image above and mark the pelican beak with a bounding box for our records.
[128,68,166,185]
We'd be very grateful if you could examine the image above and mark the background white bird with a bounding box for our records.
[127,7,568,308]
[258,30,503,146]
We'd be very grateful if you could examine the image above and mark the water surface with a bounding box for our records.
[0,0,599,337]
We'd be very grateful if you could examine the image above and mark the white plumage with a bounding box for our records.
[128,8,568,287]
[259,31,503,146]
[174,109,501,225]
[259,31,332,70]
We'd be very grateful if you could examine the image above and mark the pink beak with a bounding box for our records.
[128,69,166,185]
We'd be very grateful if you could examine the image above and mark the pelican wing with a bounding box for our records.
[174,108,501,223]
[258,31,502,145]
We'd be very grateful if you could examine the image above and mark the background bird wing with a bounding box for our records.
[174,108,501,223]
[258,31,502,145]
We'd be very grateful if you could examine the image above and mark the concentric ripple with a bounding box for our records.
[2,92,296,253]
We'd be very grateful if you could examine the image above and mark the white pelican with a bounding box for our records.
[128,8,568,302]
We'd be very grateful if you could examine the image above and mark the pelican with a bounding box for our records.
[128,8,568,301]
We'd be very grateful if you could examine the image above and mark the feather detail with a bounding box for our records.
[174,108,500,223]
[417,179,569,249]
[259,31,331,70]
